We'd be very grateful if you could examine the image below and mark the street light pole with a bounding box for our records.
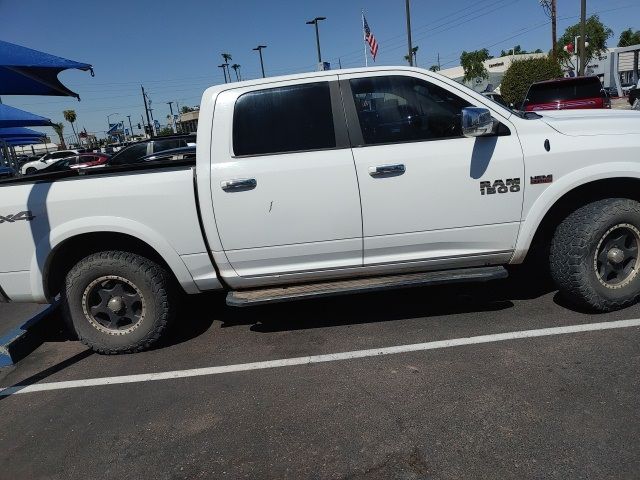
[306,17,326,65]
[405,0,413,67]
[218,64,228,83]
[253,45,267,78]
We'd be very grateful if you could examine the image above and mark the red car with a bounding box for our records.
[69,152,111,170]
[522,76,610,111]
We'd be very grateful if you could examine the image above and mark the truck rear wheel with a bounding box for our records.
[63,251,177,354]
[550,198,640,311]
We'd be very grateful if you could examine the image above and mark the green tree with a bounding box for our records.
[460,49,491,83]
[231,63,242,81]
[499,45,544,57]
[556,15,613,70]
[63,109,78,145]
[500,56,563,107]
[618,28,640,47]
[180,106,195,114]
[428,64,440,72]
[52,122,67,149]
[157,126,175,136]
[221,53,232,80]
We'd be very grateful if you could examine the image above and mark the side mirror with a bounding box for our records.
[462,107,493,138]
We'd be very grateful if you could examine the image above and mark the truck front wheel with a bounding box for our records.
[63,251,177,354]
[550,198,640,311]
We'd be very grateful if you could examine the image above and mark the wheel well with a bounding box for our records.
[44,232,175,300]
[527,178,640,262]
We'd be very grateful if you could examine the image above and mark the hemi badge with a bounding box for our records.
[530,175,553,185]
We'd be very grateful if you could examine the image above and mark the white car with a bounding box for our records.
[20,149,79,175]
[2,66,640,354]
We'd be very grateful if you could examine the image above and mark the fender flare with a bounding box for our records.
[29,216,200,302]
[512,162,640,264]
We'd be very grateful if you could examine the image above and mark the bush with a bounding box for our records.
[500,57,563,107]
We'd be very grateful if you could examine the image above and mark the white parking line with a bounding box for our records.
[2,318,639,397]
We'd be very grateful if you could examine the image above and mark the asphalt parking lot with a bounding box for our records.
[1,270,639,480]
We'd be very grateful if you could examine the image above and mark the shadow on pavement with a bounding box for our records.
[218,266,557,333]
[0,348,94,400]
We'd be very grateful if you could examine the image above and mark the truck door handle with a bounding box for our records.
[368,164,406,177]
[221,178,257,192]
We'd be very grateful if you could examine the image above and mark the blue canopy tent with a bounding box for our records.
[0,104,52,127]
[0,127,47,170]
[0,40,93,99]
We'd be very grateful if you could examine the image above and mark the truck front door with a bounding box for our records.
[339,72,524,269]
[209,77,363,278]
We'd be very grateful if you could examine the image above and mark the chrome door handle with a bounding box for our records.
[368,164,406,177]
[221,178,257,192]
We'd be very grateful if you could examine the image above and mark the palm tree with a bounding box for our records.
[52,122,67,149]
[63,109,79,146]
[221,53,232,80]
[403,46,419,67]
[231,64,241,81]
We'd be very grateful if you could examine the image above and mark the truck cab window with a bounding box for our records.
[349,75,470,146]
[233,82,336,156]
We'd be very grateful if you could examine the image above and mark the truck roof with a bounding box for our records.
[201,66,435,96]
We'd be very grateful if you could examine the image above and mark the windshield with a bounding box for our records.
[524,78,602,106]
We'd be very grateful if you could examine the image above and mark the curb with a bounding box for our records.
[0,302,59,367]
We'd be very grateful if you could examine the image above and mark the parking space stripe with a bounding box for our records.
[2,318,640,397]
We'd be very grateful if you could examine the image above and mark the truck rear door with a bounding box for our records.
[209,76,363,277]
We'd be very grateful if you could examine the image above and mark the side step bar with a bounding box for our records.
[226,266,508,307]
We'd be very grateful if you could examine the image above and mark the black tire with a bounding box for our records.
[62,251,177,354]
[25,167,37,175]
[550,198,640,311]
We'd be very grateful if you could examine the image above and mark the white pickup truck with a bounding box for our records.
[2,66,640,354]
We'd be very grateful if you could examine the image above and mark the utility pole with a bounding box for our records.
[218,64,228,83]
[579,0,586,76]
[437,52,441,70]
[306,17,326,66]
[551,0,557,59]
[167,101,176,133]
[126,115,133,141]
[540,0,557,59]
[405,0,413,67]
[141,85,153,138]
[253,45,267,78]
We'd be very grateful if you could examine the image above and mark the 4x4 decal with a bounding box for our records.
[480,178,520,195]
[0,211,35,224]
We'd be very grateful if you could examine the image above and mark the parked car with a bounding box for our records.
[31,153,111,175]
[2,67,640,355]
[522,76,610,111]
[20,149,79,175]
[627,81,640,109]
[0,165,15,179]
[138,146,196,164]
[107,135,196,167]
[70,153,111,169]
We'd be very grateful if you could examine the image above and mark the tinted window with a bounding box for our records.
[350,76,471,145]
[108,143,148,166]
[153,139,185,153]
[525,78,602,105]
[233,82,335,156]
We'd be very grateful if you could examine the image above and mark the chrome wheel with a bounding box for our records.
[82,276,146,335]
[594,223,640,289]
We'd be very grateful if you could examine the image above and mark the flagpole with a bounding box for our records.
[362,10,368,67]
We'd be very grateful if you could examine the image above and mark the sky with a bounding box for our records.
[1,0,638,141]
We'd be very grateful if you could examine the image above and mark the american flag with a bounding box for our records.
[363,14,378,61]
